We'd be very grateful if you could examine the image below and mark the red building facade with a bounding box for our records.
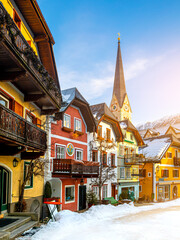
[49,88,98,211]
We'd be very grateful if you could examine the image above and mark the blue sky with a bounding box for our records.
[38,0,180,124]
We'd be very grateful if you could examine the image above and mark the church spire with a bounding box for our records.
[113,36,126,108]
[110,35,132,121]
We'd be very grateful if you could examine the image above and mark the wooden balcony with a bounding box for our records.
[0,104,47,153]
[124,154,143,165]
[0,3,61,113]
[52,159,99,178]
[174,157,180,166]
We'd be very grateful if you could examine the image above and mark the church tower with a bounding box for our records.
[110,36,132,121]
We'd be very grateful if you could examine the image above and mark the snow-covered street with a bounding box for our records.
[20,199,180,240]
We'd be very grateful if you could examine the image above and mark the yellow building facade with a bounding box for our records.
[139,133,180,201]
[0,0,61,214]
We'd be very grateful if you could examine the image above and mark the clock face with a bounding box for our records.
[124,104,129,112]
[111,103,118,111]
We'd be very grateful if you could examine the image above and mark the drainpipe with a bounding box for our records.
[152,163,156,202]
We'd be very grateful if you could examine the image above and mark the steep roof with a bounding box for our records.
[91,103,117,122]
[120,119,144,146]
[139,135,172,161]
[55,88,96,132]
[90,103,123,142]
[112,40,127,108]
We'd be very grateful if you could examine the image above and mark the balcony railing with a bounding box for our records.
[0,3,61,106]
[52,159,99,178]
[174,157,180,166]
[124,154,143,165]
[0,104,47,151]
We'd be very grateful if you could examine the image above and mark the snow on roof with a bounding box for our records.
[120,122,127,129]
[139,136,171,160]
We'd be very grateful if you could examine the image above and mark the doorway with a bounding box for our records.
[0,167,9,212]
[79,185,86,211]
[111,184,116,199]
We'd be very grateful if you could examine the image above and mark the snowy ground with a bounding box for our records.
[20,199,180,240]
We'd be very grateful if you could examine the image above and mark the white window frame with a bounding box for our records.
[93,186,98,198]
[120,167,125,179]
[74,117,82,131]
[126,168,131,179]
[65,185,75,203]
[56,144,66,159]
[63,114,71,128]
[75,148,83,160]
[103,185,108,199]
[0,94,9,108]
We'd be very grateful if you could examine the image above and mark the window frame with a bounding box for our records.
[56,144,66,159]
[75,148,83,160]
[120,167,125,179]
[161,169,169,178]
[173,169,179,178]
[111,153,115,167]
[92,186,99,198]
[74,117,82,132]
[106,128,111,141]
[102,185,108,199]
[126,167,131,179]
[97,125,102,138]
[65,185,75,203]
[92,150,98,162]
[24,162,33,189]
[63,114,71,129]
[102,152,107,165]
[167,152,172,159]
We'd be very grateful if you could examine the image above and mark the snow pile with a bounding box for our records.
[25,199,180,240]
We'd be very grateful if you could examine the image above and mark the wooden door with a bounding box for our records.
[111,184,116,198]
[79,185,86,211]
[0,167,9,212]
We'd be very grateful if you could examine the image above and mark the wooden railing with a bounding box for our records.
[124,154,142,165]
[0,2,60,105]
[53,159,99,178]
[0,104,47,150]
[174,157,180,166]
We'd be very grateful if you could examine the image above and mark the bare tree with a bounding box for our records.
[89,133,117,202]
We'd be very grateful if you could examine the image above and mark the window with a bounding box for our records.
[0,94,9,108]
[163,153,166,158]
[139,169,146,177]
[173,170,179,178]
[111,154,115,166]
[76,149,83,160]
[126,168,131,179]
[103,185,108,198]
[161,169,169,178]
[92,151,98,162]
[13,9,21,29]
[102,152,107,165]
[56,145,65,159]
[139,185,142,192]
[26,110,36,124]
[165,185,170,199]
[130,134,133,141]
[63,114,71,128]
[74,118,82,131]
[120,167,125,179]
[167,152,172,158]
[93,186,98,197]
[148,172,152,177]
[106,128,111,140]
[98,125,102,138]
[24,162,33,188]
[65,186,75,202]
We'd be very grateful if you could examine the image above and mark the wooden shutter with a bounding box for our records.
[14,101,23,117]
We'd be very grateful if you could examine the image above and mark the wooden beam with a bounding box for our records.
[0,71,26,82]
[34,34,48,43]
[41,109,57,115]
[24,93,45,102]
[21,151,44,160]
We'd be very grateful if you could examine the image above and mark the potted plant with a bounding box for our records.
[86,189,97,208]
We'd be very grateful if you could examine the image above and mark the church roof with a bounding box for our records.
[112,40,127,108]
[91,103,117,122]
